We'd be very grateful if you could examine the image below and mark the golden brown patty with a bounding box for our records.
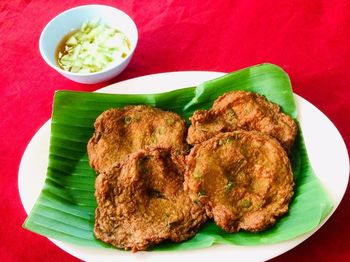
[94,147,207,252]
[88,105,188,173]
[185,131,294,233]
[187,91,297,152]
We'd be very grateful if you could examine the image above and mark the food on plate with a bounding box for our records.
[94,147,208,251]
[185,131,294,233]
[187,91,297,152]
[90,90,297,250]
[56,18,131,73]
[88,105,188,173]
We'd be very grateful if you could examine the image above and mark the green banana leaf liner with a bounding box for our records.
[23,63,333,250]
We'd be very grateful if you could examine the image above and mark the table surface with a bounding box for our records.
[1,0,350,261]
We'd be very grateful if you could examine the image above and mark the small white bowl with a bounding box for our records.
[39,5,138,84]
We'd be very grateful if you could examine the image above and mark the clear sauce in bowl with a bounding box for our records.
[56,18,131,74]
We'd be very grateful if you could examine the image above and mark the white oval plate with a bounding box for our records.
[19,71,349,261]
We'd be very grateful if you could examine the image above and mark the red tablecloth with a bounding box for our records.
[1,0,349,261]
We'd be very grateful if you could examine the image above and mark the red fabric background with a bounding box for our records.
[1,0,350,261]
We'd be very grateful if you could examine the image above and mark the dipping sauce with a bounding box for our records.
[56,18,131,73]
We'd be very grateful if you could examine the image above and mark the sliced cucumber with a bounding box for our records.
[57,18,131,73]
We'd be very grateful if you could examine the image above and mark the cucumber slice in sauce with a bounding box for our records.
[57,18,131,73]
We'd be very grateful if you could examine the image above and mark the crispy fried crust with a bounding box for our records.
[187,91,297,152]
[88,105,188,173]
[185,131,294,233]
[94,147,208,251]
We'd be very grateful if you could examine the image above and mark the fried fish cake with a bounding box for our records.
[185,131,294,233]
[88,105,188,173]
[187,91,297,152]
[94,147,207,252]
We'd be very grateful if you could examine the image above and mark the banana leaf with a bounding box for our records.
[23,63,333,250]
